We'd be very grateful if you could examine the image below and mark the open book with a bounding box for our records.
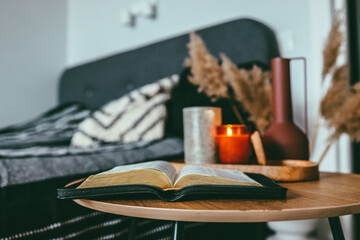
[77,160,262,190]
[58,161,287,202]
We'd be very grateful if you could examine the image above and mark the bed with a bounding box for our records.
[0,18,279,239]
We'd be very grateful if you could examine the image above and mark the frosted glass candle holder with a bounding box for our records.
[183,107,222,164]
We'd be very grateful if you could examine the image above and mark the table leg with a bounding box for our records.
[127,218,137,240]
[172,221,185,240]
[328,217,345,240]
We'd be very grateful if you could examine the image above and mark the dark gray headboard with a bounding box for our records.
[59,18,279,108]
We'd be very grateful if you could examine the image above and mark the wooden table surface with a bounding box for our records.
[74,172,360,223]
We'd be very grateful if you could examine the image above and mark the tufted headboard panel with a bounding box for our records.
[59,18,280,109]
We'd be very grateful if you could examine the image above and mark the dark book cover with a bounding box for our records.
[58,173,287,202]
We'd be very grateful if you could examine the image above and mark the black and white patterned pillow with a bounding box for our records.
[71,75,179,147]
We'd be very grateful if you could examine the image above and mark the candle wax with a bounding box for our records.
[217,134,250,164]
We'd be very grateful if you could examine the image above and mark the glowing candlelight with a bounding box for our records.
[227,126,232,136]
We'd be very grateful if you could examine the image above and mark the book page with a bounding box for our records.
[77,160,176,189]
[173,165,262,188]
[97,160,177,183]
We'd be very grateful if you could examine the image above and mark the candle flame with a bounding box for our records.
[227,126,232,136]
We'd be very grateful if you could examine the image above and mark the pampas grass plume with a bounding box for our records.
[221,54,272,133]
[322,12,342,79]
[320,64,349,121]
[186,32,228,100]
[331,82,360,141]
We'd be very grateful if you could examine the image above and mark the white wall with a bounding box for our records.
[0,0,67,128]
[66,0,313,67]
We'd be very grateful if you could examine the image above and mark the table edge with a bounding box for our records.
[74,198,360,223]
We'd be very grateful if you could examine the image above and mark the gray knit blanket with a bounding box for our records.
[0,137,183,188]
[0,102,183,188]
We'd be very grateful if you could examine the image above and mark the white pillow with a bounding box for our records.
[71,75,179,147]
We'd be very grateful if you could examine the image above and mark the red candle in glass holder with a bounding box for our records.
[216,125,251,164]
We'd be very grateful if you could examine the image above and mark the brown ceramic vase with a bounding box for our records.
[262,57,309,160]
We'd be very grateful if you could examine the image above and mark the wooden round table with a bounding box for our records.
[73,172,360,240]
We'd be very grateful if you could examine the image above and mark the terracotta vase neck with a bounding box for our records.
[271,58,293,123]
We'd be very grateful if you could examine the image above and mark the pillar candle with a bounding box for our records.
[183,107,222,164]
